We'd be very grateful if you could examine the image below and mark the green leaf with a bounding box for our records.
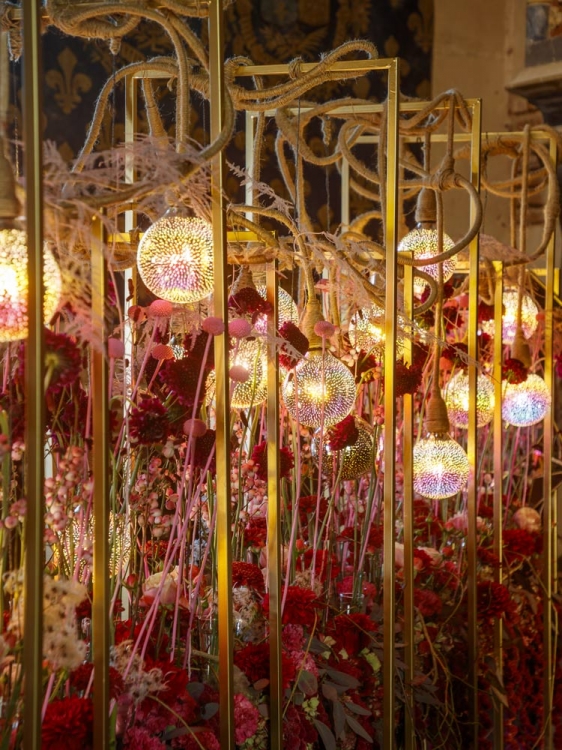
[325,668,360,689]
[321,683,339,702]
[298,669,318,696]
[332,700,346,738]
[346,714,373,743]
[187,682,205,700]
[313,719,337,750]
[201,702,219,720]
[253,678,270,691]
[347,702,372,717]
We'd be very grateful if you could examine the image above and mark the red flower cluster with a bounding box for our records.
[278,322,309,369]
[42,697,93,750]
[129,397,170,445]
[414,588,443,618]
[391,360,423,397]
[263,586,321,628]
[441,342,469,368]
[243,516,267,548]
[326,414,359,450]
[328,612,377,655]
[232,561,265,593]
[229,287,272,320]
[354,350,379,382]
[477,581,513,622]
[250,440,294,481]
[503,528,542,562]
[18,328,83,395]
[69,663,124,699]
[192,429,216,474]
[234,642,296,688]
[300,548,340,581]
[160,357,204,408]
[502,357,528,384]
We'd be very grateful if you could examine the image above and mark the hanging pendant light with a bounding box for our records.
[348,302,404,358]
[314,417,374,480]
[137,207,214,304]
[206,337,268,409]
[282,298,356,428]
[444,370,495,429]
[254,284,298,335]
[398,188,456,296]
[502,373,550,427]
[480,287,538,345]
[0,142,61,341]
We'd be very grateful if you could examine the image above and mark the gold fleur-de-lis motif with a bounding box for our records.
[407,0,433,55]
[45,47,92,115]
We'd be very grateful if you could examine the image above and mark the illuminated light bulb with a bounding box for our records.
[444,371,495,429]
[282,350,356,428]
[0,229,62,342]
[314,418,374,480]
[254,285,298,335]
[137,210,214,304]
[413,433,470,500]
[480,289,538,345]
[348,303,404,358]
[52,513,130,578]
[502,373,551,427]
[206,338,268,409]
[398,226,456,296]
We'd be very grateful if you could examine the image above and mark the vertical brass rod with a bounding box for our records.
[466,99,482,750]
[208,2,234,747]
[266,262,282,750]
[244,111,255,221]
[403,253,415,750]
[382,58,399,749]
[492,260,504,749]
[22,0,45,746]
[542,134,557,750]
[92,216,110,750]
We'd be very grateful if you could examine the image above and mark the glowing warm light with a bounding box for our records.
[137,212,214,304]
[282,351,356,428]
[321,418,374,480]
[413,434,470,500]
[207,338,268,409]
[0,229,62,342]
[398,226,456,296]
[348,303,404,358]
[480,289,538,345]
[254,285,298,334]
[444,371,495,429]
[502,373,550,427]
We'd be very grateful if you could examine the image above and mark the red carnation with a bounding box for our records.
[234,642,296,688]
[243,516,268,549]
[414,588,443,618]
[283,705,318,750]
[441,343,469,368]
[69,663,124,699]
[250,440,294,481]
[278,322,309,369]
[229,287,272,319]
[300,548,340,581]
[18,328,83,394]
[263,586,321,628]
[327,414,359,450]
[129,396,170,445]
[42,697,93,750]
[182,330,215,371]
[502,357,528,385]
[477,581,513,621]
[232,561,265,593]
[328,612,377,655]
[478,301,495,323]
[386,360,422,397]
[503,528,542,562]
[159,357,204,408]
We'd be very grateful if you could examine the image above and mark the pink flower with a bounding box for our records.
[234,693,260,744]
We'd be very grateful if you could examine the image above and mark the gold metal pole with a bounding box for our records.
[266,262,282,750]
[382,58,399,749]
[492,260,504,749]
[403,254,415,750]
[466,98,482,750]
[22,0,45,745]
[542,133,557,750]
[208,2,234,747]
[92,216,110,750]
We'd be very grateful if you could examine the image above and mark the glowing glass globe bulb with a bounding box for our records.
[315,418,374,480]
[480,289,538,345]
[502,373,550,427]
[137,211,214,304]
[254,285,298,335]
[0,229,62,342]
[206,338,268,409]
[282,350,356,428]
[398,225,456,296]
[444,371,495,429]
[348,303,404,358]
[413,434,470,500]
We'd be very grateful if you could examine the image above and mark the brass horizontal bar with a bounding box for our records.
[233,58,397,77]
[7,1,208,21]
[107,230,274,243]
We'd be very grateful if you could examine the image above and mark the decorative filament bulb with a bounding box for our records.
[398,225,456,296]
[480,289,538,345]
[348,303,404,358]
[206,338,268,409]
[254,285,298,334]
[444,371,495,429]
[282,350,356,428]
[314,418,374,480]
[137,210,214,304]
[502,373,550,427]
[413,433,470,500]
